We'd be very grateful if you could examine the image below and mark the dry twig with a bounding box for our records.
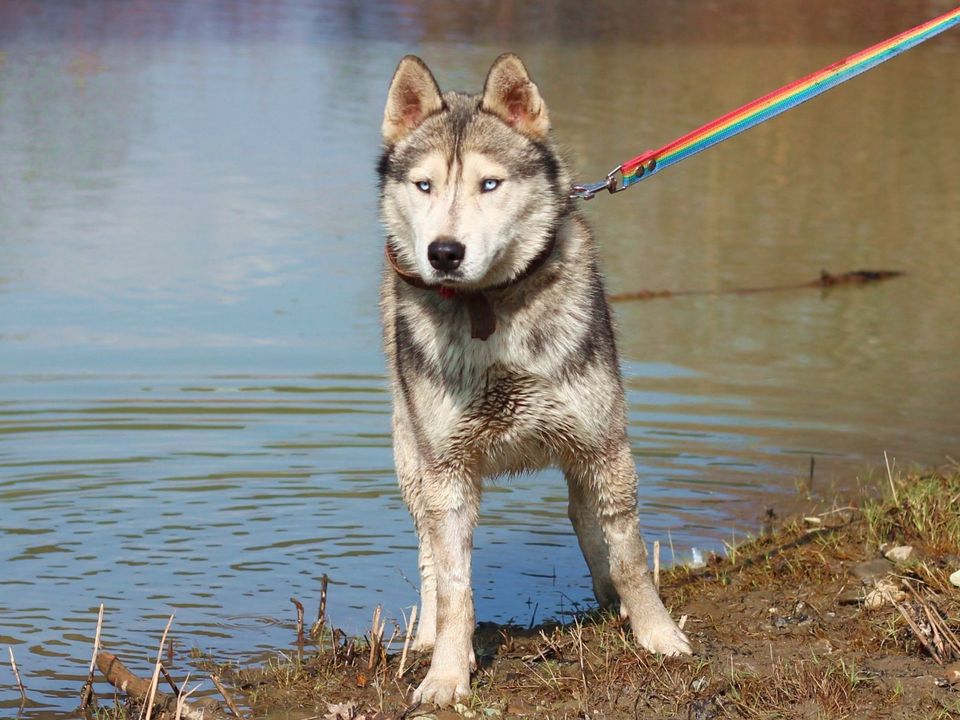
[367,606,386,671]
[211,673,246,719]
[653,540,661,592]
[312,573,330,638]
[396,605,418,680]
[160,664,181,696]
[175,673,199,720]
[291,597,305,646]
[80,603,105,710]
[884,451,899,504]
[8,646,27,703]
[143,614,175,720]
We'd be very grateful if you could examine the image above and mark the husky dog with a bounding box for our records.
[378,54,691,706]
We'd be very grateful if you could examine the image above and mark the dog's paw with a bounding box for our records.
[413,669,471,707]
[411,634,434,652]
[631,615,692,657]
[619,593,693,657]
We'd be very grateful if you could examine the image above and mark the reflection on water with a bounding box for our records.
[1,1,958,715]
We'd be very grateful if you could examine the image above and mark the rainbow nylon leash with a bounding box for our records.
[571,5,960,199]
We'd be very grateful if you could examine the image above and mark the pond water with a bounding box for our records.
[1,1,958,715]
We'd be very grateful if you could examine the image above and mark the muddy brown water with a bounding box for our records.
[1,1,958,715]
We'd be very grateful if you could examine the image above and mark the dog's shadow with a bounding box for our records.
[472,607,614,669]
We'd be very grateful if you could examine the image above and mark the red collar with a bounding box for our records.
[385,235,556,341]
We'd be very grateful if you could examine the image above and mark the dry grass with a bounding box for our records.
[864,470,960,553]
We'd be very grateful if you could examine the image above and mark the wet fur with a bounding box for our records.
[378,54,691,707]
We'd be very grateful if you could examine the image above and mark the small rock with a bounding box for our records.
[950,569,960,588]
[482,710,502,718]
[864,578,906,609]
[325,703,358,720]
[811,638,834,655]
[505,700,536,717]
[883,545,914,564]
[850,558,894,583]
[945,661,960,686]
[688,696,717,720]
[692,676,709,692]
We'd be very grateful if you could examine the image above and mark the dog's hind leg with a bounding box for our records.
[576,442,692,657]
[566,473,619,610]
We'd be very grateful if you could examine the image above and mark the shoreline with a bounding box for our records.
[70,464,960,719]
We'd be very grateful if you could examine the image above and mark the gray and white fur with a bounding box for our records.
[378,54,691,707]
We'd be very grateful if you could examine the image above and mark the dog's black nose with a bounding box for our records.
[427,238,465,272]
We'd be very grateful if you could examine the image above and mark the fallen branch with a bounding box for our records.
[608,269,903,303]
[96,651,232,720]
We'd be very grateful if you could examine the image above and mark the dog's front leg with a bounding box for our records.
[412,477,478,707]
[410,526,438,651]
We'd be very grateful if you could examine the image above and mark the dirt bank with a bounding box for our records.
[100,468,960,719]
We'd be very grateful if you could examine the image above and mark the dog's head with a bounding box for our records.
[378,54,568,290]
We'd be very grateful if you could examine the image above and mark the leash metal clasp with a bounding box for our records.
[570,165,624,201]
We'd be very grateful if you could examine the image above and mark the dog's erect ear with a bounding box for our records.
[382,56,444,144]
[481,53,550,139]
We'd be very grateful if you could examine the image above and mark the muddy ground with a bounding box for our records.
[101,469,960,719]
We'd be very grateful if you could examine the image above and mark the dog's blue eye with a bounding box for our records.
[415,180,431,193]
[481,179,501,193]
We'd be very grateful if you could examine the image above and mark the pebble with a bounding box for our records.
[506,699,536,716]
[850,558,894,583]
[864,577,906,609]
[950,569,960,588]
[945,661,960,686]
[883,545,914,564]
